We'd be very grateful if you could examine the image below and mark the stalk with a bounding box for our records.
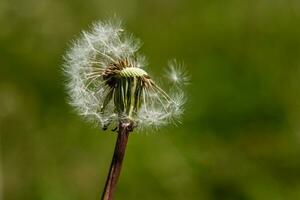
[101,122,132,200]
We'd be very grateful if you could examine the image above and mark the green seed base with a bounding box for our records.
[119,67,147,77]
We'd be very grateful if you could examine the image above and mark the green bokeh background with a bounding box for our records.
[1,0,300,199]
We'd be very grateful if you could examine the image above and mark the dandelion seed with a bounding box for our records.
[166,60,189,86]
[63,19,188,200]
[64,20,187,131]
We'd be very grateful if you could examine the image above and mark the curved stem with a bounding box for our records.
[101,122,132,200]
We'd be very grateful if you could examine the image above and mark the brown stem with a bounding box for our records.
[101,122,132,200]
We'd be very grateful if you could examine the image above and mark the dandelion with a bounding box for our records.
[63,19,188,200]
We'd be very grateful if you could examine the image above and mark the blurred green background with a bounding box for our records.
[1,0,300,199]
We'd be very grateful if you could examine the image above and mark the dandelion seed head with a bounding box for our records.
[64,19,188,131]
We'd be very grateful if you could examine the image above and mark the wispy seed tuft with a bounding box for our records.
[63,19,188,131]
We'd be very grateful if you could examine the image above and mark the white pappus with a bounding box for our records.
[63,19,188,131]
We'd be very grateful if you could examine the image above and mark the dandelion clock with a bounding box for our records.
[63,19,188,200]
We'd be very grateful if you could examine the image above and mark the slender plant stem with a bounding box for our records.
[101,122,132,200]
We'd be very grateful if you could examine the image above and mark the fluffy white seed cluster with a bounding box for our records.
[64,20,188,131]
